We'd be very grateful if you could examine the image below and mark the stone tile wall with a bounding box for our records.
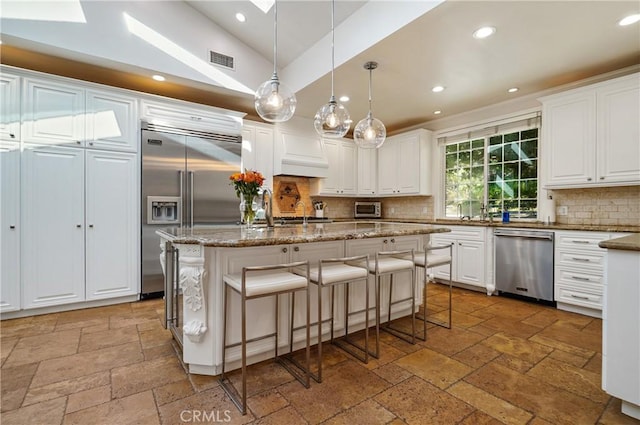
[551,185,639,226]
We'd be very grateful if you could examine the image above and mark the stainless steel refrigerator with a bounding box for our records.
[141,121,242,298]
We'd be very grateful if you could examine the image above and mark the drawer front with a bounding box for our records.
[556,249,605,270]
[556,267,603,287]
[443,226,485,241]
[555,283,603,310]
[555,231,609,252]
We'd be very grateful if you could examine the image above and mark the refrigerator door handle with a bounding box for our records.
[178,170,185,228]
[189,171,195,228]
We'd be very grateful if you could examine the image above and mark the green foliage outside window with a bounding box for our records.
[445,128,538,219]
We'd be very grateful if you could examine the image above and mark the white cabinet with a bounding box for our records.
[86,90,138,152]
[554,231,611,317]
[273,116,329,178]
[22,145,86,308]
[357,147,377,195]
[542,73,640,188]
[0,73,20,142]
[23,78,85,146]
[21,145,139,309]
[0,142,21,312]
[377,129,432,196]
[430,226,486,291]
[241,121,274,191]
[85,150,138,300]
[311,138,357,196]
[23,78,140,152]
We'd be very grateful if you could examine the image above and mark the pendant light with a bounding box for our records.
[255,0,296,122]
[353,61,386,149]
[313,0,350,137]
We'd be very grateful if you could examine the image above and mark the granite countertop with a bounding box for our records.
[599,233,640,251]
[157,221,451,247]
[344,218,640,233]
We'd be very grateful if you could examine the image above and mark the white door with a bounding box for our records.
[0,73,20,142]
[377,141,398,195]
[456,239,485,287]
[86,90,138,152]
[85,150,138,300]
[596,80,640,184]
[396,134,421,194]
[23,78,85,146]
[357,147,377,195]
[0,143,21,312]
[321,139,341,194]
[340,141,358,195]
[22,145,85,308]
[241,123,274,190]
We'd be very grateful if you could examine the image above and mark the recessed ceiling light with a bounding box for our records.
[434,110,442,115]
[339,95,350,102]
[473,26,496,39]
[432,86,445,93]
[235,12,246,23]
[508,87,519,93]
[619,14,640,26]
[152,75,165,82]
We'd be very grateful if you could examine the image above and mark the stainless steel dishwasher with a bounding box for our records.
[494,229,554,302]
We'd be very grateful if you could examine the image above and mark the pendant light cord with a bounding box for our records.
[368,66,373,116]
[272,0,278,78]
[330,0,335,101]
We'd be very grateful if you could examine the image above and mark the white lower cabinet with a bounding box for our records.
[430,226,487,292]
[21,145,138,309]
[0,142,21,312]
[553,230,611,317]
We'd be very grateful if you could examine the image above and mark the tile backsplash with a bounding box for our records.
[552,185,639,226]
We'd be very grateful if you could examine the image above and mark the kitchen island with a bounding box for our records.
[157,221,450,376]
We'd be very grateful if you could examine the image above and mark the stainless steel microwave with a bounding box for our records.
[354,201,381,218]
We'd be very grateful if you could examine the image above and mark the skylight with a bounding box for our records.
[250,0,274,14]
[1,0,86,23]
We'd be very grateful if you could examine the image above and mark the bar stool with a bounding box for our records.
[352,249,419,357]
[220,261,311,415]
[412,243,454,329]
[298,255,370,382]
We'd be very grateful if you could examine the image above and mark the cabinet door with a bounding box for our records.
[456,239,485,287]
[22,145,85,308]
[597,80,640,184]
[86,90,138,152]
[357,147,377,195]
[320,139,341,194]
[430,236,456,281]
[85,151,138,300]
[543,92,596,186]
[241,123,274,190]
[0,73,20,142]
[396,134,421,194]
[23,78,85,146]
[377,141,398,195]
[0,143,21,312]
[340,141,358,195]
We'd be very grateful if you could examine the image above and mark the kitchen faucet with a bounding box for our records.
[295,200,308,227]
[261,189,274,228]
[457,203,471,221]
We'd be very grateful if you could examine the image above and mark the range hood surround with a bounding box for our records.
[273,117,329,178]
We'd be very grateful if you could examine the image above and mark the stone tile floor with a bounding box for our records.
[1,283,639,425]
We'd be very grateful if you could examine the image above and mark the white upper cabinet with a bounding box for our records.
[23,78,85,146]
[541,72,640,188]
[357,147,377,196]
[86,90,138,152]
[0,73,20,142]
[377,129,432,196]
[311,138,357,196]
[241,121,274,191]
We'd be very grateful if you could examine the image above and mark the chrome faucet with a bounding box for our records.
[261,189,274,228]
[295,200,308,226]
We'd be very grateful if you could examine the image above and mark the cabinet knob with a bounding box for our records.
[190,116,202,121]
[76,141,81,145]
[294,246,299,252]
[587,177,592,181]
[76,224,82,228]
[282,247,288,253]
[390,238,395,243]
[89,224,94,228]
[383,239,388,244]
[89,142,94,146]
[599,176,604,180]
[9,225,16,229]
[9,133,15,139]
[458,242,462,246]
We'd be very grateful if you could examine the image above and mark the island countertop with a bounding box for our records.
[157,221,451,247]
[599,233,640,251]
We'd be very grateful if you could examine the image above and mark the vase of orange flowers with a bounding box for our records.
[229,169,265,227]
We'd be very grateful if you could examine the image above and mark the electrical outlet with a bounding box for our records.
[558,206,568,216]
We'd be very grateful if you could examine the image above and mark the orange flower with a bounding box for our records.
[229,169,265,199]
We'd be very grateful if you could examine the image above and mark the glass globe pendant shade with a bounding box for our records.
[354,112,386,149]
[255,76,296,123]
[314,98,350,138]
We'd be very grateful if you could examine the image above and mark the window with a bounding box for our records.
[444,127,539,219]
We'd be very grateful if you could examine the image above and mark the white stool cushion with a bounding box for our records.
[223,270,308,298]
[350,257,415,274]
[410,252,452,268]
[295,263,369,285]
